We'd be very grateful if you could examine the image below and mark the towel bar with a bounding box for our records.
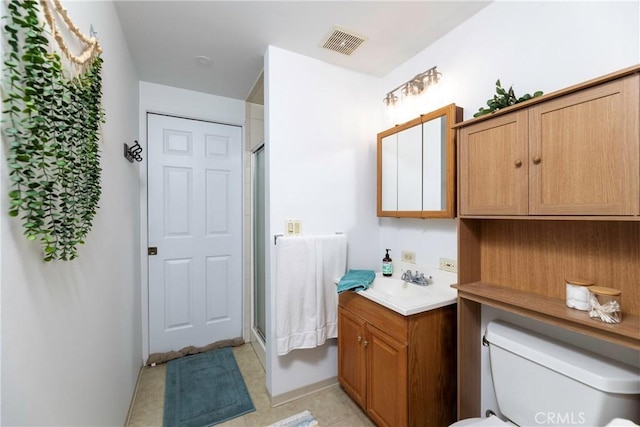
[274,232,344,245]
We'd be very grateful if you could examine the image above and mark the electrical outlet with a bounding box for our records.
[439,257,457,272]
[401,251,416,263]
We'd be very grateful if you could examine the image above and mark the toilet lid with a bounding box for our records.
[450,415,511,426]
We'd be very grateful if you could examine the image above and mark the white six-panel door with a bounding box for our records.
[147,113,242,354]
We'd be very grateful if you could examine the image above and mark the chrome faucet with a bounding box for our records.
[401,270,433,286]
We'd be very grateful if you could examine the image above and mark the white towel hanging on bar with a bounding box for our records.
[275,234,347,356]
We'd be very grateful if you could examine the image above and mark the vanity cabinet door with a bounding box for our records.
[366,323,408,427]
[338,307,367,409]
[459,110,529,215]
[528,75,639,215]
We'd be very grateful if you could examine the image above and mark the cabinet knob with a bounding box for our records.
[514,159,522,168]
[357,336,362,343]
[532,155,542,165]
[364,340,369,347]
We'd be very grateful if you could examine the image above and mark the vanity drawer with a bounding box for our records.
[339,292,408,343]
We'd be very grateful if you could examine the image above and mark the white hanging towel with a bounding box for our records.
[275,234,347,356]
[314,235,347,343]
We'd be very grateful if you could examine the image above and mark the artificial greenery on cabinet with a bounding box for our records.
[2,0,105,261]
[474,79,543,117]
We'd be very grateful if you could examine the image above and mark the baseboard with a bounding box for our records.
[124,365,144,425]
[268,376,338,407]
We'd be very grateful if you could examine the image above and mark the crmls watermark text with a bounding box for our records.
[535,412,586,425]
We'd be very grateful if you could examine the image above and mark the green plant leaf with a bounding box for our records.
[475,78,543,117]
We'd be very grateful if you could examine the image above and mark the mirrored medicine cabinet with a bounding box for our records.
[377,103,462,218]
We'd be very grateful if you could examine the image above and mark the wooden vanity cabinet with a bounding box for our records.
[338,292,456,427]
[460,73,639,216]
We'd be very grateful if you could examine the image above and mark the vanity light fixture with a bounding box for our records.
[383,66,442,106]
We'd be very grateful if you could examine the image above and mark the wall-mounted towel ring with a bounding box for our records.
[124,140,143,163]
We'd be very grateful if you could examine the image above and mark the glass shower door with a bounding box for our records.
[253,145,266,342]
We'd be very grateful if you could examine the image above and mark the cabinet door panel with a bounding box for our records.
[338,307,367,408]
[459,110,529,215]
[529,75,639,215]
[367,324,408,427]
[397,124,423,212]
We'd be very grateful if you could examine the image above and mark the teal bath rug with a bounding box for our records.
[163,347,255,427]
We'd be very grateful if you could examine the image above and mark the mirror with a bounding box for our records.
[377,104,462,218]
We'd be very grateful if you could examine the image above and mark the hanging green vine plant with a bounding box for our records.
[2,0,105,261]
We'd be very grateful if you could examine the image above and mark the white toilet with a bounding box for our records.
[452,320,640,426]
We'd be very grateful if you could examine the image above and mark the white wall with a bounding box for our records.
[378,0,640,271]
[1,1,141,425]
[138,81,245,361]
[264,45,380,399]
[375,1,640,419]
[139,82,245,127]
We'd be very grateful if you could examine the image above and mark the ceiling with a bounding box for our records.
[114,1,491,101]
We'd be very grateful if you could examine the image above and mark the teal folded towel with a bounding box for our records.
[337,269,376,293]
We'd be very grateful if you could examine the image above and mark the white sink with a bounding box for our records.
[367,276,430,299]
[358,270,457,316]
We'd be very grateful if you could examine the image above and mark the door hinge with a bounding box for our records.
[148,247,158,256]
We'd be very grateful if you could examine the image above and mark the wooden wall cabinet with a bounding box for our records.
[338,292,456,427]
[454,65,640,421]
[460,74,639,216]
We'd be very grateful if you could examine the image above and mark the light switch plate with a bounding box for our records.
[284,219,302,236]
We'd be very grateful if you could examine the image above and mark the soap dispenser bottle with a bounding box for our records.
[382,249,393,277]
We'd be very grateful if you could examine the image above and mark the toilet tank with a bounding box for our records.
[486,320,640,426]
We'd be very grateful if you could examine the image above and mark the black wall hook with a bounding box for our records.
[124,141,143,163]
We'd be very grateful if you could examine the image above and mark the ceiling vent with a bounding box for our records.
[321,26,366,56]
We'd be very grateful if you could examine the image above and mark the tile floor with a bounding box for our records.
[127,343,375,426]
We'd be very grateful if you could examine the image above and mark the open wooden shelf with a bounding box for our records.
[454,281,640,350]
